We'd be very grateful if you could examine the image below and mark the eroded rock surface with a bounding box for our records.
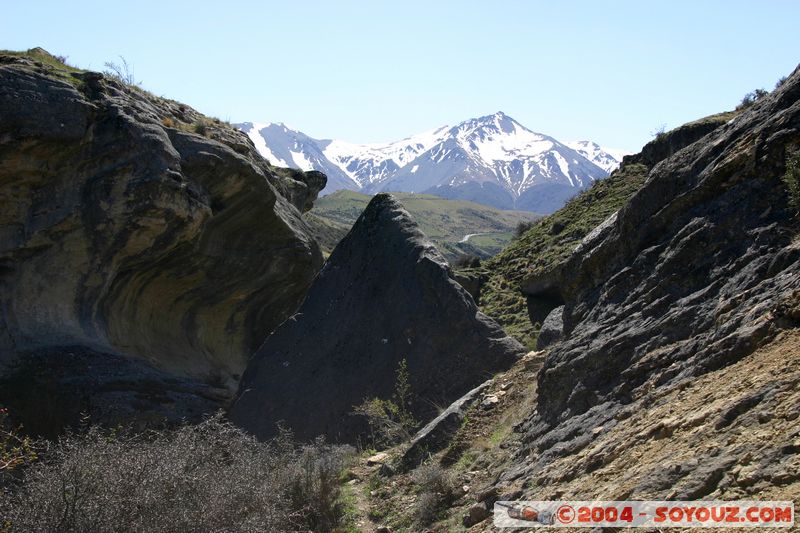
[0,51,325,391]
[230,194,525,443]
[502,65,800,490]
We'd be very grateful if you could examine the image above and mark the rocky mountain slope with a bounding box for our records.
[515,66,800,485]
[0,49,326,431]
[344,66,800,531]
[465,110,738,349]
[230,194,525,443]
[305,190,539,260]
[239,113,626,213]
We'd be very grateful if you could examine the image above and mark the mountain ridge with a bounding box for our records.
[238,112,629,213]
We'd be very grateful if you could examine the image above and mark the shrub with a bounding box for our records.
[453,254,481,269]
[193,122,208,136]
[514,220,536,238]
[0,408,37,485]
[353,358,417,447]
[281,435,355,531]
[0,414,354,532]
[161,117,175,128]
[411,462,458,526]
[736,88,769,111]
[651,123,667,140]
[414,491,440,526]
[783,149,800,214]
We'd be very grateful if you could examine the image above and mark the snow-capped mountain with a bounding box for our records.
[565,140,630,174]
[238,112,626,213]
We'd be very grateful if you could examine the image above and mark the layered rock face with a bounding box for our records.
[230,194,525,442]
[0,51,325,389]
[503,67,800,485]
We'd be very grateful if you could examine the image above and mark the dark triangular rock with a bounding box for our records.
[230,193,524,442]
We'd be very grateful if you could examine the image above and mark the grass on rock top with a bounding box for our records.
[0,48,85,88]
[474,162,650,348]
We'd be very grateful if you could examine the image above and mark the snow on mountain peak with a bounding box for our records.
[565,140,631,173]
[237,114,625,213]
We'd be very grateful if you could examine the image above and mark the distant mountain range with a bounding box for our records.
[237,112,629,213]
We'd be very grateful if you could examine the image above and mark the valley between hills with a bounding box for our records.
[304,190,539,261]
[1,48,799,533]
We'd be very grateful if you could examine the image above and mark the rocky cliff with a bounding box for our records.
[0,49,325,394]
[498,65,800,501]
[230,193,525,443]
[469,110,737,350]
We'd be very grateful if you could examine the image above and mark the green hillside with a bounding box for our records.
[469,110,737,348]
[473,162,649,347]
[304,190,539,261]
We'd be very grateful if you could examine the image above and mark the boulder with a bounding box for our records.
[230,194,524,442]
[536,305,564,350]
[0,53,325,392]
[399,381,490,470]
[366,452,390,466]
[480,394,500,410]
[453,270,484,303]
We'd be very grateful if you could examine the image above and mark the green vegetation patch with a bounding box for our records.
[783,149,800,214]
[308,190,538,260]
[475,163,650,347]
[0,48,85,88]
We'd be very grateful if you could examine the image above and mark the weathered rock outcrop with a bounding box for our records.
[230,194,525,443]
[0,50,325,391]
[535,305,563,350]
[519,111,736,304]
[624,111,736,169]
[502,66,800,487]
[399,380,491,470]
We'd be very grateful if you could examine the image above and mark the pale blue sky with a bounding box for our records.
[3,1,799,151]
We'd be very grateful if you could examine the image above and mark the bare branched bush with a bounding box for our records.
[0,414,353,532]
[103,56,139,86]
[651,123,667,140]
[411,462,458,526]
[0,408,37,486]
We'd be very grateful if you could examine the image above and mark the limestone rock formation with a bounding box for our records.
[501,65,800,488]
[230,194,525,443]
[0,50,325,392]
